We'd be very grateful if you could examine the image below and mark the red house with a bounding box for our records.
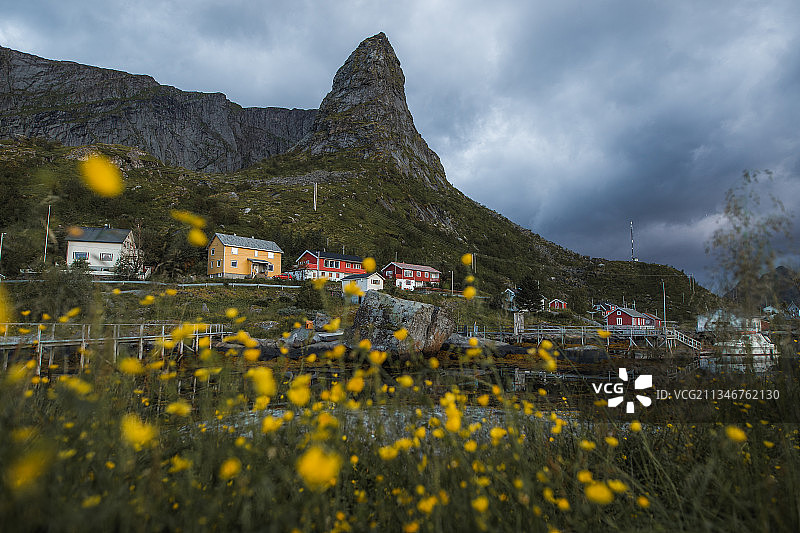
[640,312,662,328]
[290,250,364,281]
[381,262,441,290]
[548,298,567,310]
[605,307,650,327]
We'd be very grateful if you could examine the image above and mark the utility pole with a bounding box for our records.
[450,271,454,295]
[0,232,6,280]
[43,205,51,265]
[313,182,317,211]
[630,220,635,261]
[661,279,667,323]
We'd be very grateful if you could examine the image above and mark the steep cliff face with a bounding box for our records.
[297,33,448,189]
[0,47,316,172]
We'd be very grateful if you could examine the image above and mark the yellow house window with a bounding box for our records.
[231,248,238,255]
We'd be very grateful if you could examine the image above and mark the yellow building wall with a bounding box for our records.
[207,236,282,278]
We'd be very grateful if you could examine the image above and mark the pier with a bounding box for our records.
[1,322,230,375]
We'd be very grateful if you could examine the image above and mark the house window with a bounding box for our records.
[217,260,221,267]
[210,248,215,256]
[424,272,429,278]
[617,318,623,326]
[617,310,621,315]
[100,253,113,262]
[416,271,421,276]
[431,273,439,280]
[404,270,412,277]
[231,260,238,267]
[371,279,380,285]
[268,252,274,259]
[231,248,238,255]
[254,250,258,257]
[73,252,88,260]
[268,263,274,272]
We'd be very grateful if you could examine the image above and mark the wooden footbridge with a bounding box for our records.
[1,322,230,374]
[460,323,702,351]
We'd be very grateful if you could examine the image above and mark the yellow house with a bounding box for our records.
[207,233,283,279]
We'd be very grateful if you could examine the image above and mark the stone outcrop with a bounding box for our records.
[0,47,316,172]
[296,33,449,189]
[350,290,455,354]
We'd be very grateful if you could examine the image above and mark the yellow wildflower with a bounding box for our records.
[463,286,476,300]
[81,495,102,508]
[80,155,123,197]
[225,308,239,319]
[5,450,50,492]
[471,496,488,513]
[393,328,408,341]
[168,455,192,473]
[369,350,387,365]
[461,253,473,266]
[630,421,642,432]
[725,425,747,443]
[296,446,342,491]
[605,436,619,447]
[607,480,629,493]
[585,482,614,505]
[219,457,242,480]
[287,374,311,406]
[187,228,207,247]
[311,277,329,290]
[577,470,593,483]
[118,357,144,375]
[246,367,276,397]
[165,400,192,417]
[597,329,611,338]
[120,414,157,451]
[346,375,365,394]
[464,440,478,452]
[397,375,414,388]
[378,446,399,461]
[637,495,650,508]
[579,439,596,451]
[170,209,206,228]
[344,281,364,297]
[362,257,376,272]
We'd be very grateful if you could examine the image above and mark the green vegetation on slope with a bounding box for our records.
[0,138,715,321]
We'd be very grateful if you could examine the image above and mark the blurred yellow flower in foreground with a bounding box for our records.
[597,329,611,338]
[296,446,342,491]
[725,425,747,443]
[362,257,376,272]
[461,253,473,266]
[246,367,276,397]
[121,414,157,451]
[118,357,144,375]
[5,450,50,493]
[462,286,476,300]
[219,457,242,480]
[585,482,614,505]
[471,496,488,512]
[80,155,123,197]
[394,328,408,341]
[187,228,208,247]
[165,400,192,417]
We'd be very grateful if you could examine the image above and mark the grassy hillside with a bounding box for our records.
[0,137,715,321]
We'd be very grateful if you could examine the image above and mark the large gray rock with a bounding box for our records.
[350,290,455,354]
[296,33,448,190]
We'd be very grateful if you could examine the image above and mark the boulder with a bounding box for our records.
[350,291,455,354]
[285,327,322,348]
[561,345,609,364]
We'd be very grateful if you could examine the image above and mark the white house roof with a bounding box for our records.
[214,233,282,253]
[341,272,384,281]
[382,261,441,274]
[296,250,363,263]
[65,227,131,243]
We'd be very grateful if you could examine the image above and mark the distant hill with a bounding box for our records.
[0,34,715,322]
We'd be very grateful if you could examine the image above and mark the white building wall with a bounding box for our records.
[66,241,124,274]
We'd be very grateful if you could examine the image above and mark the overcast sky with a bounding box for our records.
[3,0,799,290]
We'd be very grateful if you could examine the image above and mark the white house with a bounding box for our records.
[65,226,138,276]
[341,272,384,304]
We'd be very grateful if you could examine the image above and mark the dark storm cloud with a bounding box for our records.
[2,0,798,288]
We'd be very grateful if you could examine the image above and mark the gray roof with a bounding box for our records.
[612,307,649,319]
[65,227,131,243]
[341,272,384,281]
[214,233,282,253]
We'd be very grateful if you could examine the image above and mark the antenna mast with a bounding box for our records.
[630,220,636,262]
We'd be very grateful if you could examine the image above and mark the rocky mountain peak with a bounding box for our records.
[298,33,448,188]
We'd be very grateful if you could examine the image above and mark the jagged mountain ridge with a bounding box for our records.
[297,33,447,189]
[0,47,316,172]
